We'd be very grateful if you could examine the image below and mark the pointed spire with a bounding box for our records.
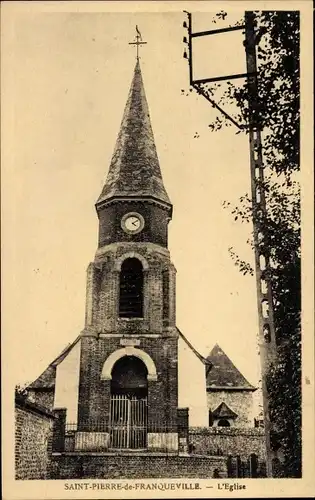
[97,60,171,207]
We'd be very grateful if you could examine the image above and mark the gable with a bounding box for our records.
[212,401,238,419]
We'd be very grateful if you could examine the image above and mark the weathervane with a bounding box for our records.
[129,25,147,60]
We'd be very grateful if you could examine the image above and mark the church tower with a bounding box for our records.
[77,58,179,450]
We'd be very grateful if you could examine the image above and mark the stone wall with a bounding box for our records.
[50,453,227,479]
[15,395,56,479]
[189,427,266,460]
[207,390,254,427]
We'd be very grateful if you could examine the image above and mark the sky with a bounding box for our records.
[3,5,264,418]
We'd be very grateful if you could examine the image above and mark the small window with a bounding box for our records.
[217,419,230,427]
[119,258,143,318]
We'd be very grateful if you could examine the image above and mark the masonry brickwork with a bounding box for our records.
[78,237,179,431]
[50,453,227,479]
[98,201,170,249]
[189,427,266,460]
[207,390,254,427]
[15,395,55,479]
[77,335,178,430]
[85,242,176,335]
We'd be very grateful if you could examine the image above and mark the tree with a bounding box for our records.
[187,11,301,477]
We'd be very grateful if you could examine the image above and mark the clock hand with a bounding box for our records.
[132,221,138,226]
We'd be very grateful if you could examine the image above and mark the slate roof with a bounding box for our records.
[27,336,81,390]
[27,365,56,390]
[206,344,256,391]
[96,60,171,207]
[212,402,238,419]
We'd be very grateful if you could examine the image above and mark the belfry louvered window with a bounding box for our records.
[119,258,143,318]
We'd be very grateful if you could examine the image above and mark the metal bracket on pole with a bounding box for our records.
[184,11,246,130]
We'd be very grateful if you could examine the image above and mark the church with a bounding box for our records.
[28,56,187,453]
[20,40,263,479]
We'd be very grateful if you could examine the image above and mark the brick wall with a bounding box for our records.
[78,240,179,431]
[15,395,56,479]
[89,242,176,334]
[207,390,254,427]
[51,453,227,479]
[78,336,178,430]
[189,427,266,460]
[97,202,170,249]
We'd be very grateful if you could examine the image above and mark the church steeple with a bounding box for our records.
[96,60,171,209]
[26,39,182,458]
[96,58,172,250]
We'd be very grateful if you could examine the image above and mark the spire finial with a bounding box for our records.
[128,26,147,61]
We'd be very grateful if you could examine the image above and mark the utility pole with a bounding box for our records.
[244,11,277,479]
[183,11,277,477]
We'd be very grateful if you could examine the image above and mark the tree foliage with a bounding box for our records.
[188,11,301,477]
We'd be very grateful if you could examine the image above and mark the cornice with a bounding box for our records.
[95,195,172,216]
[94,241,171,261]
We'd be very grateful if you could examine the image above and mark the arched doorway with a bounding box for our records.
[109,355,148,449]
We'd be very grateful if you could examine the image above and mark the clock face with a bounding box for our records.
[125,215,141,231]
[121,212,144,234]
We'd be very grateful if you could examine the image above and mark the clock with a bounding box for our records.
[121,212,145,234]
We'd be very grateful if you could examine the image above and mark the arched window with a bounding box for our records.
[218,419,230,427]
[119,258,143,318]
